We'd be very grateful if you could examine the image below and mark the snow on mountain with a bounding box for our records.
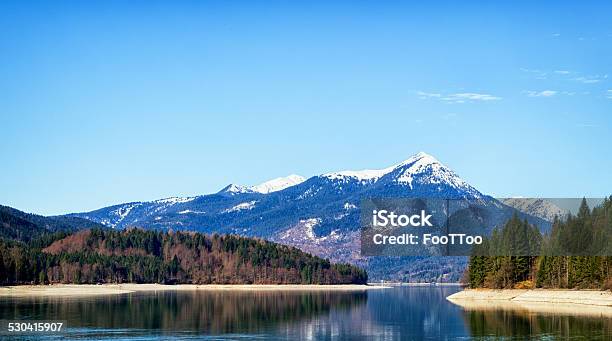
[343,202,357,210]
[153,197,196,205]
[220,152,474,197]
[322,166,396,182]
[321,152,480,197]
[105,202,143,228]
[390,152,478,195]
[178,209,205,214]
[249,174,306,193]
[277,218,340,244]
[302,218,321,240]
[70,151,539,281]
[222,201,257,213]
[81,151,484,231]
[272,219,359,263]
[219,184,252,194]
[219,175,306,194]
[151,196,198,214]
[321,153,433,182]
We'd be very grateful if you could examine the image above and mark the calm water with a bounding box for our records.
[0,286,610,340]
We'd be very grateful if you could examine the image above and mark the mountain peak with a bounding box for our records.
[319,151,480,197]
[249,174,306,194]
[391,152,476,193]
[219,174,306,195]
[396,151,440,167]
[321,151,442,182]
[219,184,250,194]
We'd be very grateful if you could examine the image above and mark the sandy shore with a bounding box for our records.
[0,284,388,297]
[447,289,612,316]
[448,289,612,306]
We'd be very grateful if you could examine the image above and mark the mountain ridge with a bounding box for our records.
[65,152,549,281]
[0,205,106,242]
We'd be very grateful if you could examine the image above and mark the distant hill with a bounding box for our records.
[0,205,106,242]
[501,198,567,222]
[0,228,367,285]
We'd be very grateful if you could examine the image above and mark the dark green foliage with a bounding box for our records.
[0,205,106,242]
[0,228,367,285]
[467,214,539,288]
[468,197,612,289]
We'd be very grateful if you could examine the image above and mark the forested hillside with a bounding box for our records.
[467,198,612,289]
[0,205,105,242]
[0,228,367,285]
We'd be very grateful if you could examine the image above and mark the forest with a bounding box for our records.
[467,197,612,289]
[0,228,368,285]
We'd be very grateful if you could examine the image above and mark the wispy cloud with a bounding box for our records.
[417,91,501,103]
[522,68,609,85]
[442,93,501,103]
[573,74,608,84]
[525,90,557,97]
[520,68,547,80]
[524,90,578,97]
[607,90,612,99]
[416,91,442,99]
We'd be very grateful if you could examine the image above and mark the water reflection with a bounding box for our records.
[361,286,468,339]
[1,287,611,340]
[0,290,367,336]
[461,302,612,340]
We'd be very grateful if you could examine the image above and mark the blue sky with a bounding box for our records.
[1,1,611,215]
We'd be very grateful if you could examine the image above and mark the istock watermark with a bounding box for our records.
[360,197,611,257]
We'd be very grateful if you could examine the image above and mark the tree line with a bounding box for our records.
[0,228,367,285]
[467,197,612,289]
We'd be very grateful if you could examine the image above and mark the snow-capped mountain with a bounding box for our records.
[321,152,481,198]
[323,152,454,184]
[219,174,306,194]
[68,152,549,281]
[250,174,306,193]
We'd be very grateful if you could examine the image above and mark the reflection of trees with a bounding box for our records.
[0,290,367,334]
[465,309,612,339]
[365,287,468,339]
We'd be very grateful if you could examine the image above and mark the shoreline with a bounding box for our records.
[0,283,389,297]
[374,282,463,287]
[447,289,612,316]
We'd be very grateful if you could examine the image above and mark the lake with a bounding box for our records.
[0,286,610,340]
